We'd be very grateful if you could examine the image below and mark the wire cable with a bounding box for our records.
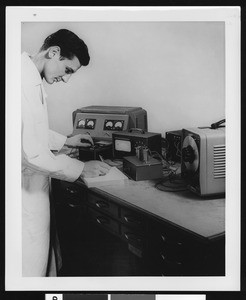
[155,173,188,192]
[150,150,188,192]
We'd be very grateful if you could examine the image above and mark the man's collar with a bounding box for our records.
[22,52,43,86]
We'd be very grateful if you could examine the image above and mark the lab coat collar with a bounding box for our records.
[22,52,43,87]
[22,52,48,99]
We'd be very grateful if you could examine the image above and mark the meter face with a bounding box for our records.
[104,120,124,131]
[77,118,96,129]
[114,121,124,130]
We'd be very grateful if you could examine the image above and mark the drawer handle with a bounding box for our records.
[176,242,183,246]
[66,186,78,194]
[160,253,182,266]
[96,216,110,225]
[124,215,141,225]
[95,201,109,209]
[68,203,80,208]
[124,232,142,243]
[161,234,167,242]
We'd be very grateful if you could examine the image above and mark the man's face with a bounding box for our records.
[42,49,81,84]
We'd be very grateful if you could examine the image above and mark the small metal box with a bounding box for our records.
[113,129,162,159]
[123,156,163,181]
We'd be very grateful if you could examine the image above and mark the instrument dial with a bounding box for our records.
[77,119,86,128]
[86,120,95,129]
[105,120,114,130]
[114,121,123,130]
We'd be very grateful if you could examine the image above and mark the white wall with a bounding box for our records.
[21,22,225,136]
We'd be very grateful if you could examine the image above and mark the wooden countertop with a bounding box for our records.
[81,179,225,241]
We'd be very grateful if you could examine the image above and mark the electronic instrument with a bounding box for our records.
[72,106,147,141]
[165,130,182,162]
[112,128,162,159]
[181,126,225,196]
[123,156,163,181]
[72,106,147,161]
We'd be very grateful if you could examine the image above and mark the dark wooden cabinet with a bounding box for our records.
[148,219,225,276]
[86,189,149,261]
[52,179,225,276]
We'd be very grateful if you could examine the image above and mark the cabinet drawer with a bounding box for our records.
[120,207,145,229]
[158,251,184,275]
[88,208,120,236]
[150,222,223,275]
[87,192,119,218]
[58,181,86,207]
[60,181,83,196]
[158,232,188,258]
[121,225,145,248]
[158,228,209,264]
[153,230,196,275]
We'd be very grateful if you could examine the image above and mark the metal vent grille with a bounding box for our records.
[213,145,226,179]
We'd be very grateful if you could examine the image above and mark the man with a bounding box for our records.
[21,29,110,276]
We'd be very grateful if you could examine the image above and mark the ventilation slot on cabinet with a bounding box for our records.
[213,145,225,179]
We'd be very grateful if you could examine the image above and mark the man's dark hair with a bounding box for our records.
[40,29,90,66]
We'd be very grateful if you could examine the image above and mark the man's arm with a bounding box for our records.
[22,92,110,181]
[48,130,67,152]
[49,130,94,152]
[22,92,84,182]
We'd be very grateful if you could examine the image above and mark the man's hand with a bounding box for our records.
[65,134,94,148]
[80,161,111,178]
[67,148,79,159]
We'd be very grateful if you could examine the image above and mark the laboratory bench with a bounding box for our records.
[51,177,225,277]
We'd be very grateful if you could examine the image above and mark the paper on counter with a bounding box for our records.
[82,166,128,188]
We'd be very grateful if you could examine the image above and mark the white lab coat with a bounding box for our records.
[21,52,84,276]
